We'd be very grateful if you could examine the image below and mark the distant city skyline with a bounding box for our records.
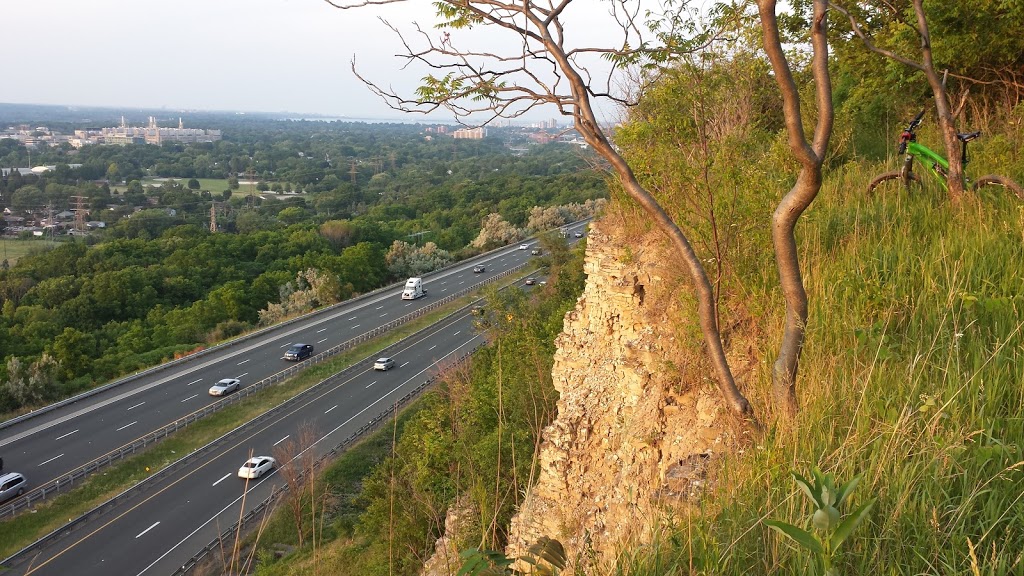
[1,1,626,124]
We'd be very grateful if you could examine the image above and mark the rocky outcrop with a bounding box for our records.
[504,217,751,572]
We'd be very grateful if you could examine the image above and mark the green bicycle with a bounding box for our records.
[867,110,1024,198]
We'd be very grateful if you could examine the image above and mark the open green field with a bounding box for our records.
[110,178,307,199]
[0,238,62,266]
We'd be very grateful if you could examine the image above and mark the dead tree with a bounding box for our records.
[830,0,967,199]
[756,0,834,418]
[324,0,755,421]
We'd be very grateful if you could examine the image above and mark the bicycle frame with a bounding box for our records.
[904,141,951,190]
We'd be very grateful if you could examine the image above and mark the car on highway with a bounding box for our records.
[531,248,541,255]
[0,472,27,503]
[238,456,276,479]
[208,378,241,396]
[519,243,529,250]
[283,343,314,361]
[471,305,485,315]
[525,277,536,286]
[575,231,583,238]
[473,264,486,273]
[373,357,396,371]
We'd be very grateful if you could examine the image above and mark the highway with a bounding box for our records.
[0,225,587,574]
[0,236,558,503]
[17,305,492,575]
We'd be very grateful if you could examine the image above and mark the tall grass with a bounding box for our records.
[627,161,1024,575]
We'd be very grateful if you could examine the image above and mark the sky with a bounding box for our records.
[0,0,633,123]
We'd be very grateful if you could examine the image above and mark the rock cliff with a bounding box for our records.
[505,216,750,572]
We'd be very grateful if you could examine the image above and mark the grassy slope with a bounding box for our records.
[630,163,1024,574]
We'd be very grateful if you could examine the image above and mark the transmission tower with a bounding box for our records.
[70,195,89,233]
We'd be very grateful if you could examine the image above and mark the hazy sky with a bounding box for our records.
[1,0,630,122]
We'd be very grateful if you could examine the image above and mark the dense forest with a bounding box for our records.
[0,120,606,411]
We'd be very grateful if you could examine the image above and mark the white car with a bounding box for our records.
[209,378,241,396]
[238,456,276,479]
[373,357,396,371]
[519,243,529,250]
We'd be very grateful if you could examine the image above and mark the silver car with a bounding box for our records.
[209,378,241,396]
[0,472,27,502]
[373,357,396,371]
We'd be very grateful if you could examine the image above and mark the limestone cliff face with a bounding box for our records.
[505,217,747,571]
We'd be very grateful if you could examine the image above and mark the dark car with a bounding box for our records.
[283,343,314,361]
[473,265,486,273]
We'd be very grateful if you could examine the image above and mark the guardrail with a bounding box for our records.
[0,293,490,571]
[171,343,484,576]
[0,262,531,521]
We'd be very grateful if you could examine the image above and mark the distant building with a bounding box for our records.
[452,127,487,140]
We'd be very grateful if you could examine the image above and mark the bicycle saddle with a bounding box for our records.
[957,131,981,142]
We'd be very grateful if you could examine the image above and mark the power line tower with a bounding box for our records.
[70,195,89,234]
[349,159,358,184]
[209,202,218,233]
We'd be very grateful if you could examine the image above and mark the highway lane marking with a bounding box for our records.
[182,394,198,403]
[453,331,461,336]
[273,435,290,447]
[116,421,138,432]
[459,281,465,285]
[325,405,338,414]
[405,303,412,306]
[212,473,232,487]
[380,313,388,317]
[127,402,146,411]
[135,522,160,539]
[238,372,249,379]
[366,380,377,389]
[281,342,293,348]
[400,362,410,368]
[352,324,360,329]
[39,453,64,466]
[186,379,202,386]
[55,429,79,440]
[317,328,327,333]
[429,345,437,350]
[375,306,383,310]
[348,316,357,320]
[237,359,250,365]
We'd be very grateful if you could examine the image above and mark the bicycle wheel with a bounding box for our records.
[867,169,921,196]
[973,174,1024,200]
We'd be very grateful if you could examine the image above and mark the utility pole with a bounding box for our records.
[209,202,218,233]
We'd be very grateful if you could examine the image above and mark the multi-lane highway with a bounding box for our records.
[1,223,587,575]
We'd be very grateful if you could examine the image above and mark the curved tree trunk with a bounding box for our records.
[758,0,833,419]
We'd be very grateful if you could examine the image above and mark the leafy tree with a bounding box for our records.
[187,178,200,190]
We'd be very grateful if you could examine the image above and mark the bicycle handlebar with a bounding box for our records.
[908,110,925,131]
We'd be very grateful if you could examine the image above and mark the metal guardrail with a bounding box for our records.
[170,343,484,576]
[0,300,486,572]
[0,263,529,521]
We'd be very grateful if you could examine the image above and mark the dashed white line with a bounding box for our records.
[212,473,232,487]
[405,303,413,307]
[459,281,465,285]
[453,330,461,336]
[273,435,291,447]
[182,394,198,403]
[348,316,357,320]
[429,345,437,351]
[38,453,64,466]
[375,306,383,310]
[238,372,249,379]
[380,313,388,317]
[186,379,202,386]
[317,338,327,344]
[136,522,160,539]
[352,324,360,329]
[55,429,79,441]
[281,342,293,348]
[116,421,138,432]
[325,405,338,414]
[127,401,146,411]
[317,328,327,333]
[400,362,410,368]
[237,359,250,365]
[366,380,377,389]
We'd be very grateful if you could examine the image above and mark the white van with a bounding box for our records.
[401,277,426,300]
